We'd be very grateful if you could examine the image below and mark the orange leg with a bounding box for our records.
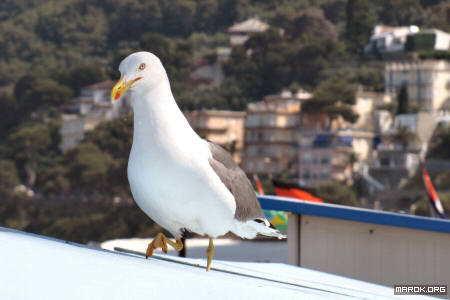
[146,233,183,258]
[206,238,215,272]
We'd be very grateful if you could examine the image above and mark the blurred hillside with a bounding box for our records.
[0,0,449,243]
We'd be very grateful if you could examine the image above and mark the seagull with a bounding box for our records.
[111,52,285,271]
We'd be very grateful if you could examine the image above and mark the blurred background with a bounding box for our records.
[0,0,449,249]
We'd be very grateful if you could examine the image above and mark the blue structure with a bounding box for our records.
[258,195,450,234]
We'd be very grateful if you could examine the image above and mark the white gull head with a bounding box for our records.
[111,51,168,101]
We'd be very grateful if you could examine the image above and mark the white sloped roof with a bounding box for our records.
[228,18,269,33]
[0,227,431,299]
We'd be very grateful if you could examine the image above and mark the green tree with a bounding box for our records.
[8,124,52,187]
[427,125,450,159]
[36,4,108,54]
[354,64,384,92]
[38,164,70,196]
[160,0,197,37]
[0,160,21,195]
[195,0,219,32]
[223,46,260,98]
[64,143,112,192]
[107,0,162,42]
[345,0,377,55]
[378,0,424,26]
[302,77,358,124]
[179,85,226,110]
[396,85,409,115]
[291,36,344,88]
[218,78,250,110]
[0,90,19,138]
[84,116,133,159]
[321,0,347,24]
[14,74,73,118]
[0,0,44,21]
[61,64,108,94]
[224,28,294,99]
[419,0,445,8]
[216,0,248,28]
[316,182,358,206]
[179,79,249,111]
[288,8,338,41]
[422,2,450,32]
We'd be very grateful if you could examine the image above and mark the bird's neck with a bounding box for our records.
[131,78,198,146]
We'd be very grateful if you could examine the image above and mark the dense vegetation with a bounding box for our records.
[0,0,449,242]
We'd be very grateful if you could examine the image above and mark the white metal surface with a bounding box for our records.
[0,227,432,300]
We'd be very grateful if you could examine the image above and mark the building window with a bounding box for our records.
[321,154,329,164]
[247,146,255,156]
[302,152,311,164]
[380,158,390,166]
[269,115,276,126]
[247,161,254,172]
[303,168,310,179]
[257,147,264,155]
[313,156,319,164]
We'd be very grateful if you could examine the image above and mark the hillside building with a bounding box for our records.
[228,18,270,46]
[241,90,310,178]
[365,25,419,55]
[405,28,450,52]
[385,60,450,111]
[297,130,375,186]
[368,112,437,189]
[185,110,246,163]
[60,81,132,152]
[365,25,449,55]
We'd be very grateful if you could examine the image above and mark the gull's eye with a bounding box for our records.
[139,63,146,71]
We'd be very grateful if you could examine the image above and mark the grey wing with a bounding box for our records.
[207,141,265,221]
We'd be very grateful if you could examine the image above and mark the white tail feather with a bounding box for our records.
[231,219,286,239]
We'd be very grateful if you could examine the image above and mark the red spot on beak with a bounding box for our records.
[115,93,121,100]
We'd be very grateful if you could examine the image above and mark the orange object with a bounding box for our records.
[274,187,323,203]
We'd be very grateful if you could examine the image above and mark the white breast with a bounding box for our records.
[127,87,236,239]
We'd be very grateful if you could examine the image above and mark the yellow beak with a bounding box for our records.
[111,77,142,103]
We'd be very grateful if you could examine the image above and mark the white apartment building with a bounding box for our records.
[385,60,450,111]
[365,25,419,54]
